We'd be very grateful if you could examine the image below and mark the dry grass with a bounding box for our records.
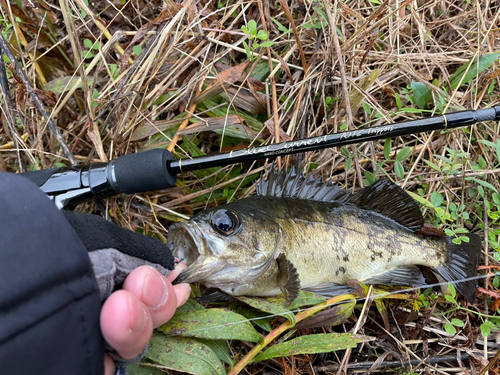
[2,0,500,373]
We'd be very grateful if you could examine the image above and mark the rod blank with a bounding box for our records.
[168,106,500,174]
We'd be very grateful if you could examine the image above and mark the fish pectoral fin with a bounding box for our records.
[195,289,234,304]
[303,283,355,297]
[276,253,301,306]
[362,266,427,287]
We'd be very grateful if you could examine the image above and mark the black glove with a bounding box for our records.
[0,172,176,375]
[62,211,175,301]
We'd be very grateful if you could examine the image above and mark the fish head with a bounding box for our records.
[168,199,282,289]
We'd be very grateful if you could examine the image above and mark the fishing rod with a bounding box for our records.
[20,106,500,209]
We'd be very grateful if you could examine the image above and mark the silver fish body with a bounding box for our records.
[169,168,481,303]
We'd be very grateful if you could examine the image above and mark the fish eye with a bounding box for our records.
[211,209,240,236]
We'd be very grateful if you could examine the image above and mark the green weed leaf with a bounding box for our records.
[237,296,296,325]
[259,41,274,48]
[395,93,402,110]
[423,159,441,172]
[158,309,261,342]
[248,20,257,34]
[430,192,443,207]
[133,45,142,56]
[467,177,499,193]
[83,39,93,49]
[242,41,251,60]
[257,29,267,41]
[345,157,353,172]
[481,320,496,337]
[340,146,350,158]
[384,138,392,160]
[444,323,457,336]
[451,318,465,327]
[147,335,226,375]
[394,161,404,179]
[410,82,432,109]
[444,323,457,335]
[444,295,457,304]
[449,282,457,298]
[396,146,411,162]
[450,53,500,90]
[197,339,233,365]
[252,333,373,362]
[288,290,326,310]
[127,364,164,375]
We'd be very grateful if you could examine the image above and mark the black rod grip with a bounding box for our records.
[113,149,177,194]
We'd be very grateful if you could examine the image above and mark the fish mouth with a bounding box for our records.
[168,222,203,266]
[168,222,227,285]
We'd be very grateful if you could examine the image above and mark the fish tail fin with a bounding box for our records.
[426,234,481,303]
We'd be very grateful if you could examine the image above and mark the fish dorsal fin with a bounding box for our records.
[342,180,424,232]
[256,163,346,202]
[276,253,301,306]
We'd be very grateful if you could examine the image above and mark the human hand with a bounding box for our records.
[100,263,191,375]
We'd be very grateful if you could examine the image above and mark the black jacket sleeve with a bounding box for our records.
[0,172,104,375]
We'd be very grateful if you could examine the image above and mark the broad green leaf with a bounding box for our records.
[197,339,233,365]
[394,161,404,179]
[252,333,374,362]
[401,107,424,113]
[242,40,251,59]
[158,308,261,342]
[257,29,267,40]
[396,147,411,162]
[233,307,273,332]
[175,298,205,315]
[395,93,402,110]
[127,364,164,375]
[344,157,353,172]
[467,177,499,193]
[444,323,457,335]
[410,82,432,109]
[481,320,496,337]
[430,192,443,207]
[288,290,326,310]
[251,61,272,80]
[448,283,456,298]
[478,140,496,148]
[451,318,464,327]
[384,138,392,160]
[407,191,435,209]
[271,17,290,33]
[423,159,441,172]
[248,20,257,34]
[237,295,296,325]
[364,171,376,184]
[44,76,95,94]
[340,146,350,158]
[444,295,456,304]
[259,41,274,48]
[450,53,500,90]
[147,335,226,375]
[493,193,500,206]
[83,38,93,48]
[133,45,143,56]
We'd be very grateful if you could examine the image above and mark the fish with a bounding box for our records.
[169,166,481,304]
